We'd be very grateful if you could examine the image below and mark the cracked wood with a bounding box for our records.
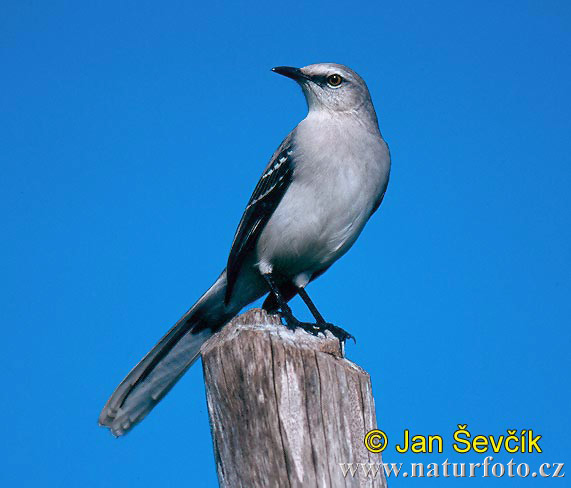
[201,308,387,487]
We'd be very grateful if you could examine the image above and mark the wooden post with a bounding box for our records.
[201,308,387,487]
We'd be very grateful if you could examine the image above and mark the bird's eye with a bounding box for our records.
[327,74,343,87]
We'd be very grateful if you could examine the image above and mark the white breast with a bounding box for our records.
[256,113,390,286]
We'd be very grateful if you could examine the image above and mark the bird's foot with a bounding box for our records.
[281,315,355,344]
[320,322,356,344]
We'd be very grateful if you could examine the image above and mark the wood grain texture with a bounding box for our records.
[201,309,387,487]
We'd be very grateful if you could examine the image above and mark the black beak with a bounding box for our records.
[272,66,309,82]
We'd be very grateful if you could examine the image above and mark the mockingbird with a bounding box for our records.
[99,63,391,436]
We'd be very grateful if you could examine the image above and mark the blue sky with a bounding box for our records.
[2,1,570,486]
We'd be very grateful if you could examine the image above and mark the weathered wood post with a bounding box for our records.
[201,308,387,487]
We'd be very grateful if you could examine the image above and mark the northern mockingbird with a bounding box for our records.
[99,63,391,436]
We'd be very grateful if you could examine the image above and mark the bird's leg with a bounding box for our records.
[297,287,356,344]
[296,287,326,323]
[261,273,301,331]
[262,273,322,335]
[261,274,355,344]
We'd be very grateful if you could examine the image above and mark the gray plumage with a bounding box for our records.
[99,63,390,436]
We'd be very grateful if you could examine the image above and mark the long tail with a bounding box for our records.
[99,271,236,437]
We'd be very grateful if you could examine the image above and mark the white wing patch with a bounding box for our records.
[261,156,288,179]
[246,155,291,209]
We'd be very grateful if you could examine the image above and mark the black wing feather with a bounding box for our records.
[225,135,295,303]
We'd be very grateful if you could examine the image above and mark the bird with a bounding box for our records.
[99,63,391,437]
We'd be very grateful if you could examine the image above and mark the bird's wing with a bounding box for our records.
[225,134,295,303]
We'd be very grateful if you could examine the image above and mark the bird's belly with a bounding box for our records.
[256,169,374,280]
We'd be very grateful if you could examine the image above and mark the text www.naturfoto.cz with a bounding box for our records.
[340,458,565,479]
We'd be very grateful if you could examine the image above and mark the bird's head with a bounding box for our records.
[272,63,375,118]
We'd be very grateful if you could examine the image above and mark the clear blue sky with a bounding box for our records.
[2,1,569,486]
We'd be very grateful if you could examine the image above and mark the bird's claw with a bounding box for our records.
[281,316,355,344]
[322,322,356,344]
